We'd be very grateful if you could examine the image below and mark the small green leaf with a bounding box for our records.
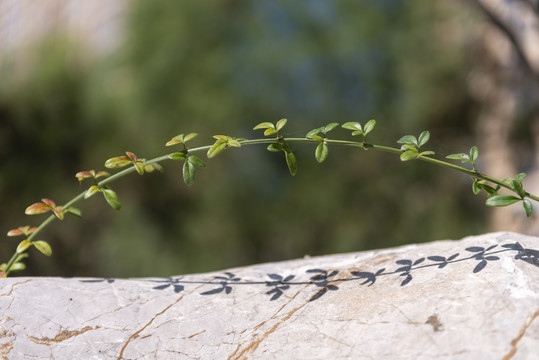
[253,122,275,130]
[267,143,282,152]
[418,150,435,157]
[418,131,430,147]
[101,186,121,211]
[397,135,417,147]
[342,122,362,131]
[188,155,206,167]
[400,150,418,161]
[264,128,278,136]
[145,163,164,173]
[183,161,196,186]
[168,152,187,161]
[306,134,324,142]
[85,185,101,199]
[306,127,323,138]
[363,119,376,135]
[184,133,198,142]
[352,130,364,136]
[515,173,527,181]
[9,262,26,272]
[134,162,145,175]
[65,207,82,218]
[33,240,52,256]
[315,143,329,163]
[207,140,228,158]
[323,122,339,133]
[511,179,526,198]
[469,146,479,162]
[285,151,297,176]
[104,156,131,169]
[16,240,32,254]
[472,181,481,195]
[227,138,241,147]
[276,118,287,131]
[486,195,521,207]
[523,199,533,217]
[446,153,469,160]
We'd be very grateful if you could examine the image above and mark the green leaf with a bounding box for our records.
[16,240,32,254]
[168,152,187,161]
[323,122,339,133]
[65,207,82,218]
[253,122,275,130]
[183,133,198,142]
[267,143,282,152]
[418,131,430,147]
[104,156,131,169]
[315,143,329,163]
[515,173,527,181]
[485,195,521,207]
[33,240,52,256]
[134,161,145,175]
[472,181,481,195]
[306,127,323,138]
[397,135,417,147]
[363,119,376,135]
[276,118,287,131]
[418,150,435,157]
[469,146,479,162]
[165,135,183,146]
[400,150,417,161]
[511,179,526,198]
[352,130,364,136]
[264,128,278,136]
[523,199,533,217]
[342,122,362,131]
[9,262,26,272]
[183,161,195,186]
[207,140,228,158]
[446,153,469,160]
[85,185,101,199]
[101,186,121,211]
[188,155,206,168]
[285,151,297,176]
[145,163,164,173]
[306,134,324,142]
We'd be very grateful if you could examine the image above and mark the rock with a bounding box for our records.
[1,231,539,359]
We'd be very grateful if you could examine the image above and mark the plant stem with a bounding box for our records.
[4,135,538,275]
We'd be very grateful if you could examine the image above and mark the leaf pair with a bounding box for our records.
[485,173,533,217]
[105,152,148,175]
[15,239,52,256]
[306,123,339,163]
[168,152,206,186]
[266,142,297,176]
[84,185,121,211]
[166,133,198,147]
[342,119,376,141]
[25,199,79,220]
[447,146,479,170]
[7,227,51,260]
[253,118,287,137]
[397,131,434,161]
[207,135,242,158]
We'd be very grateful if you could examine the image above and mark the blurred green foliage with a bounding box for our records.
[0,0,486,277]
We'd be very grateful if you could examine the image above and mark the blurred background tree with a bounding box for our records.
[0,0,536,277]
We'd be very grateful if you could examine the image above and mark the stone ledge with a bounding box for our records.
[1,232,539,359]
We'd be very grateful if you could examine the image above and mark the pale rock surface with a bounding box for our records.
[1,232,539,359]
